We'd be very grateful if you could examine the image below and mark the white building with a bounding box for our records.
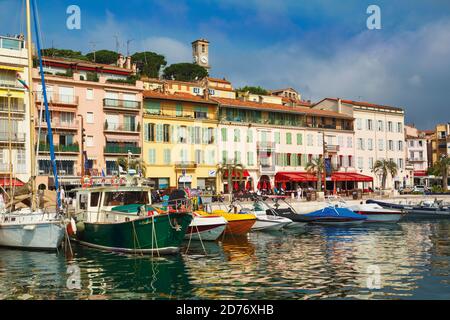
[0,34,31,185]
[405,125,429,186]
[314,98,407,190]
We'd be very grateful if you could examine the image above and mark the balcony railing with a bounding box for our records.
[174,161,197,169]
[104,145,141,154]
[104,122,139,132]
[38,144,80,153]
[257,141,275,150]
[103,98,141,110]
[37,120,79,130]
[0,79,23,90]
[259,164,276,173]
[0,132,26,142]
[408,157,425,162]
[0,163,10,172]
[0,104,26,113]
[325,144,340,152]
[36,94,79,105]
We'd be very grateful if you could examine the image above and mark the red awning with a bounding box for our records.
[0,178,25,187]
[331,172,373,182]
[414,170,427,177]
[223,170,250,178]
[275,172,318,182]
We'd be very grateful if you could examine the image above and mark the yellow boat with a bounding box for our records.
[195,210,256,236]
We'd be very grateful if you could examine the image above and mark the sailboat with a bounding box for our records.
[0,0,66,250]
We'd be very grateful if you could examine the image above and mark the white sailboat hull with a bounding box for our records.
[0,213,65,250]
[252,215,292,231]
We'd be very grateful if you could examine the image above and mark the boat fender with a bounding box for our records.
[67,218,77,235]
[75,221,85,233]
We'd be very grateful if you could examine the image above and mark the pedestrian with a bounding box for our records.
[297,186,303,200]
[58,186,65,210]
[0,191,5,212]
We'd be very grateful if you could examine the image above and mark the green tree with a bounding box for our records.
[236,86,268,95]
[41,48,87,60]
[217,160,245,200]
[132,51,167,78]
[430,156,450,191]
[305,158,325,192]
[162,63,208,82]
[86,50,119,64]
[372,159,398,189]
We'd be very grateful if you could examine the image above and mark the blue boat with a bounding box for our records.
[301,206,367,226]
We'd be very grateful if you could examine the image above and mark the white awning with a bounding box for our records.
[105,134,139,143]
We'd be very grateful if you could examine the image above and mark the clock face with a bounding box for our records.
[200,55,208,64]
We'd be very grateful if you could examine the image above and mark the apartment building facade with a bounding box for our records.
[143,91,219,190]
[33,56,143,189]
[0,35,30,185]
[404,125,429,185]
[432,123,450,164]
[315,98,407,189]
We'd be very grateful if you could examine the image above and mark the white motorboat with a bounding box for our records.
[340,201,404,223]
[250,201,293,231]
[0,208,65,250]
[186,213,228,241]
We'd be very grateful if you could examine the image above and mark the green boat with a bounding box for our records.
[72,184,192,254]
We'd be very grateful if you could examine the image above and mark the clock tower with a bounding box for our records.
[192,38,210,70]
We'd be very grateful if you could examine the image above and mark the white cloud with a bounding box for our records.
[138,37,191,63]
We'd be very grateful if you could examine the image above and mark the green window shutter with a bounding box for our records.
[221,128,227,142]
[291,153,296,166]
[234,129,240,142]
[247,152,254,166]
[155,124,163,142]
[247,129,253,143]
[148,149,156,164]
[145,101,160,114]
[163,149,171,164]
[297,133,302,145]
[222,150,228,163]
[275,132,280,144]
[286,133,292,145]
[302,154,307,166]
[176,103,183,116]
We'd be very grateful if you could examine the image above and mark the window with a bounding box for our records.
[397,122,403,133]
[378,120,384,131]
[368,138,373,150]
[398,158,404,169]
[156,124,163,142]
[388,140,394,151]
[338,136,343,147]
[163,149,171,164]
[234,129,240,142]
[347,137,353,148]
[60,112,74,124]
[274,132,280,144]
[194,106,208,119]
[179,126,187,143]
[247,129,253,143]
[297,133,303,145]
[86,136,94,147]
[378,139,384,151]
[221,128,227,142]
[356,118,362,130]
[145,123,155,142]
[307,134,313,146]
[398,140,403,151]
[357,157,363,169]
[367,119,373,131]
[357,138,364,150]
[234,151,241,163]
[286,133,292,145]
[86,112,94,124]
[163,124,170,142]
[145,101,160,114]
[369,157,374,169]
[388,121,393,132]
[86,88,94,100]
[147,149,156,164]
[90,192,100,207]
[247,152,254,166]
[222,150,228,163]
[195,150,204,164]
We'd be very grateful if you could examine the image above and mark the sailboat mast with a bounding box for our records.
[7,91,12,196]
[25,0,37,210]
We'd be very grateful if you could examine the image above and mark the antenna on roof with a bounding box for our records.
[89,41,100,62]
[126,39,134,57]
[113,34,120,54]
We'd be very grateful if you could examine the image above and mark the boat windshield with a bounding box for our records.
[103,191,149,207]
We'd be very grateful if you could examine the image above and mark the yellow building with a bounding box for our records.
[142,91,219,190]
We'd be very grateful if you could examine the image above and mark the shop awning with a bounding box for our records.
[275,172,318,182]
[0,178,24,187]
[0,65,23,71]
[331,172,373,182]
[414,170,427,177]
[105,134,139,143]
[223,170,250,178]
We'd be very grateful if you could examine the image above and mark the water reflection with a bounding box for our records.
[2,222,450,299]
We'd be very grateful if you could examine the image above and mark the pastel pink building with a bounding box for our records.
[33,56,143,190]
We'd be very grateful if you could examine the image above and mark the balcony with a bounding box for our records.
[325,144,340,153]
[35,94,79,106]
[103,98,141,111]
[0,163,10,173]
[259,164,276,174]
[36,120,79,131]
[38,144,80,153]
[0,132,26,143]
[0,79,24,90]
[174,161,197,169]
[0,103,26,113]
[104,122,139,133]
[257,141,275,150]
[104,145,141,155]
[408,157,425,162]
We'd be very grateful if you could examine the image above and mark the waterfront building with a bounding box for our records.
[142,91,219,190]
[314,98,407,190]
[0,34,30,186]
[405,125,429,186]
[432,123,450,164]
[214,96,359,193]
[33,56,143,189]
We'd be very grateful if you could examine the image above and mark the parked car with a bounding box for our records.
[399,187,413,195]
[412,185,428,193]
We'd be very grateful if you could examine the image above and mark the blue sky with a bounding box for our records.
[1,0,450,129]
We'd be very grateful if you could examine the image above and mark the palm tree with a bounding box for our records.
[372,159,398,190]
[217,159,245,200]
[305,157,325,192]
[431,156,450,191]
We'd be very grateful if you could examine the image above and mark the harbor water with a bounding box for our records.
[1,221,450,300]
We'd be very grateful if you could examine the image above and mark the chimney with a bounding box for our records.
[338,98,342,113]
[126,56,132,69]
[117,54,124,68]
[132,63,137,75]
